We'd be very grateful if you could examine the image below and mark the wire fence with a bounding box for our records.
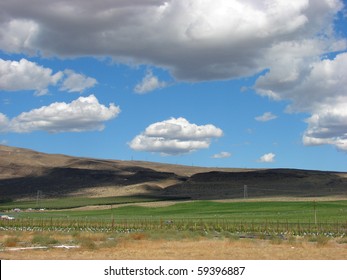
[1,218,346,237]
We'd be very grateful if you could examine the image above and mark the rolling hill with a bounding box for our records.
[0,145,346,200]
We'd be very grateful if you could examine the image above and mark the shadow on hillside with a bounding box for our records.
[162,169,347,199]
[0,166,183,199]
[0,167,346,200]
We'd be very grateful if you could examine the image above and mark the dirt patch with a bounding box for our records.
[68,179,181,198]
[68,200,191,211]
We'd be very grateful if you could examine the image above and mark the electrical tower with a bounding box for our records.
[244,185,248,199]
[36,190,42,207]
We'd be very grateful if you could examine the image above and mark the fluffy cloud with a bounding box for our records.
[258,153,276,163]
[255,112,277,122]
[134,71,167,94]
[129,117,223,155]
[0,58,63,95]
[0,19,39,54]
[0,0,344,81]
[256,52,347,151]
[60,70,97,93]
[303,104,347,151]
[256,52,347,112]
[212,151,231,159]
[0,58,97,95]
[1,0,346,151]
[4,95,120,133]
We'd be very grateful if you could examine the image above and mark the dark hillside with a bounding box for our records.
[162,169,347,199]
[0,145,346,200]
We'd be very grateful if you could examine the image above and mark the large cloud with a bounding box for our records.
[0,58,97,95]
[129,117,223,155]
[303,104,347,151]
[1,0,347,151]
[256,52,347,151]
[0,0,344,81]
[0,19,39,54]
[0,58,63,95]
[3,95,120,133]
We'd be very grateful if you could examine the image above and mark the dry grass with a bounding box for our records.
[2,144,347,201]
[1,239,346,260]
[1,230,346,260]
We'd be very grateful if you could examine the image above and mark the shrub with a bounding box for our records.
[4,237,19,247]
[307,235,329,246]
[337,237,347,244]
[31,234,59,246]
[316,235,329,246]
[129,232,147,241]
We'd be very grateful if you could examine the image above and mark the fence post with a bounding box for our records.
[265,219,267,233]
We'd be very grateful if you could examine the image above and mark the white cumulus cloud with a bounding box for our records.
[258,153,276,163]
[255,112,277,122]
[129,117,223,155]
[0,58,63,95]
[6,95,120,133]
[1,0,347,152]
[256,52,347,151]
[134,71,167,94]
[303,103,347,151]
[0,58,98,95]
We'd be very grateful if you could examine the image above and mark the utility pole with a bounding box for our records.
[36,190,42,208]
[244,185,248,199]
[313,200,317,225]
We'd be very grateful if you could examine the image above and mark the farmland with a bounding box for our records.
[1,199,347,236]
[0,145,346,259]
[1,198,347,222]
[1,199,347,260]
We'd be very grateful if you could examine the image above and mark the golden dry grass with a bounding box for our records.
[1,231,346,260]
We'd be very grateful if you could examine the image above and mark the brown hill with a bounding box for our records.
[162,169,347,199]
[0,145,346,200]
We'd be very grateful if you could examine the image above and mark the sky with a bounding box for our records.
[0,0,347,172]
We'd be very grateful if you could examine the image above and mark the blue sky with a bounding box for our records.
[0,0,347,171]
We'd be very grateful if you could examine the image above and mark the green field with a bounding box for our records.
[1,199,347,236]
[2,199,346,222]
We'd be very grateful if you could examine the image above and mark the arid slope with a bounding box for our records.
[0,145,346,200]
